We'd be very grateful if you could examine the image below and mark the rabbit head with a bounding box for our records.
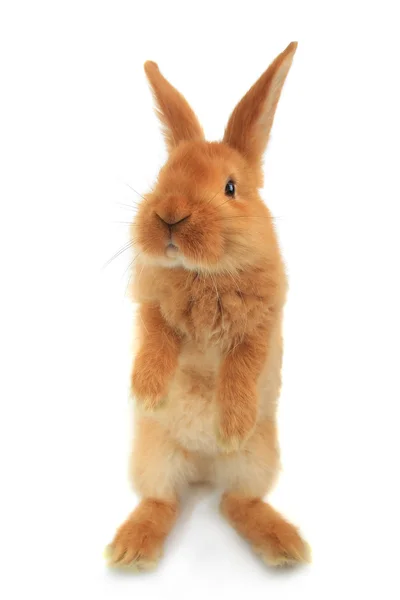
[133,42,297,274]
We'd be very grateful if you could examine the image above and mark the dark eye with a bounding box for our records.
[225,180,236,198]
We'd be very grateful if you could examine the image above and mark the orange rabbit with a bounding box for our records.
[107,42,310,570]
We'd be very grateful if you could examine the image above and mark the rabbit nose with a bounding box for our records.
[155,213,191,229]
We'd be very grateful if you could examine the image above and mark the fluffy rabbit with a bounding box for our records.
[107,42,310,570]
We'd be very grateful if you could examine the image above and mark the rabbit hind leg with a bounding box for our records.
[217,418,310,567]
[106,417,198,571]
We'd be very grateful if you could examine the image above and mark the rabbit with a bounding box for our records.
[106,41,310,571]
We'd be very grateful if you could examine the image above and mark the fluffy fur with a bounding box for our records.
[107,41,310,570]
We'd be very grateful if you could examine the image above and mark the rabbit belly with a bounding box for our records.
[153,341,221,454]
[149,322,282,454]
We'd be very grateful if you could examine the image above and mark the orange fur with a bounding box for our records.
[107,499,178,570]
[221,494,311,566]
[131,304,181,410]
[107,42,310,571]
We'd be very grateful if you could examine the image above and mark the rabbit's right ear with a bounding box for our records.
[144,62,204,153]
[223,42,297,166]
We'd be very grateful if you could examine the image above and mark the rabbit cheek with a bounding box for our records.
[178,218,224,267]
[135,211,168,257]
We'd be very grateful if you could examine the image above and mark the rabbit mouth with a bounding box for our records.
[165,243,180,258]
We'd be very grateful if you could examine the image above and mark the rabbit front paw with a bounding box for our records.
[215,385,257,452]
[131,369,167,412]
[216,413,255,453]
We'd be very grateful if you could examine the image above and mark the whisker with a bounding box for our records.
[204,190,221,207]
[125,183,147,202]
[123,242,155,297]
[217,215,283,221]
[126,259,146,302]
[222,237,251,249]
[123,250,144,297]
[102,240,135,270]
[122,250,142,277]
[116,202,140,211]
[214,197,232,210]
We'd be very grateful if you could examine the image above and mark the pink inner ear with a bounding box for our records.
[223,42,297,166]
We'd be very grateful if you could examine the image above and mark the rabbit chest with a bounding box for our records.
[148,284,264,453]
[135,267,277,453]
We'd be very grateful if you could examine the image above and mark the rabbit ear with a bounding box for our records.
[144,61,204,152]
[223,42,297,165]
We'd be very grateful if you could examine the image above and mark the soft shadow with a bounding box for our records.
[166,482,214,550]
[104,565,155,581]
[266,561,312,579]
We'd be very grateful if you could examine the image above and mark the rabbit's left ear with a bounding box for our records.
[223,42,297,166]
[144,61,204,153]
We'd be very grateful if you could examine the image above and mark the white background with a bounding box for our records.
[1,1,400,598]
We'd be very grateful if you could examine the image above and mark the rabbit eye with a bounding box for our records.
[225,180,235,198]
